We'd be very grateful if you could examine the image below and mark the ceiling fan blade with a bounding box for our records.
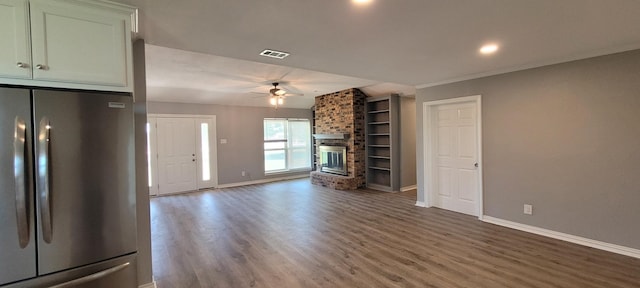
[247,80,306,100]
[279,84,304,94]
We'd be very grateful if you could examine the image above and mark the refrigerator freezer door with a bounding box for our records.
[1,254,137,288]
[33,90,136,275]
[0,87,36,285]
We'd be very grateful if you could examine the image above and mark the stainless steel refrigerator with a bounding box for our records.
[0,87,137,288]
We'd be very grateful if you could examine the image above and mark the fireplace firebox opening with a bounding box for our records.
[318,145,347,176]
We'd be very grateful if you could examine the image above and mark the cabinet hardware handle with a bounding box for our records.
[14,117,30,248]
[17,62,28,68]
[36,64,46,70]
[48,262,130,288]
[38,118,53,243]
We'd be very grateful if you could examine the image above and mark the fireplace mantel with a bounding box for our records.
[313,133,350,140]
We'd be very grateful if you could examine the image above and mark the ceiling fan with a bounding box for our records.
[264,82,304,108]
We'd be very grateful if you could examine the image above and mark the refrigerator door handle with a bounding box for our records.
[48,262,130,288]
[38,117,53,243]
[14,116,29,248]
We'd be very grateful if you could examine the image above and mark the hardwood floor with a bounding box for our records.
[150,179,640,288]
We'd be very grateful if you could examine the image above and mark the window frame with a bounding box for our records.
[263,118,312,174]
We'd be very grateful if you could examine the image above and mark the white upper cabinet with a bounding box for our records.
[0,0,135,92]
[30,0,129,87]
[0,0,31,79]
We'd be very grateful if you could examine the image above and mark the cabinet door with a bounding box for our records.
[0,0,31,79]
[29,0,129,87]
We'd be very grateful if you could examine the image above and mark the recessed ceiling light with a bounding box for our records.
[352,0,372,5]
[479,44,499,55]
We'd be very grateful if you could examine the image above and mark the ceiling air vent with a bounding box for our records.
[260,49,290,59]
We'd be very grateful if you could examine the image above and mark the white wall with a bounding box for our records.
[415,49,640,250]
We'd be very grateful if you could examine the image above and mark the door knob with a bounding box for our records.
[192,159,196,162]
[16,62,28,68]
[36,64,46,70]
[474,163,479,168]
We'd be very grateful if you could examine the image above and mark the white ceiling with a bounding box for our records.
[145,45,415,108]
[118,0,640,108]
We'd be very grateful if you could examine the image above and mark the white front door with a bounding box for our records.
[433,102,479,216]
[156,118,198,195]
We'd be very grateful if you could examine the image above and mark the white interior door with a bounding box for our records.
[156,118,198,195]
[433,102,479,216]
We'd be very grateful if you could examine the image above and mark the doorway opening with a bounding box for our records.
[147,114,218,195]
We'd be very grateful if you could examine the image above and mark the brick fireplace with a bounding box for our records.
[311,88,366,190]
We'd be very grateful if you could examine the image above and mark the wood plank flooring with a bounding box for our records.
[150,179,640,288]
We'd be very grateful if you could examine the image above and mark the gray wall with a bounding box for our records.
[416,49,640,249]
[133,40,153,286]
[399,96,417,188]
[147,102,313,185]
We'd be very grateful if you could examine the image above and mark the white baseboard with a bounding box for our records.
[401,185,417,192]
[139,281,157,288]
[482,216,640,259]
[217,174,309,188]
[415,201,426,207]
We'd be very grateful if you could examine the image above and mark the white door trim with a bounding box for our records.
[147,118,159,196]
[148,114,218,195]
[422,95,483,219]
[150,114,215,119]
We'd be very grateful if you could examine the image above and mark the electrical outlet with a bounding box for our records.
[241,171,246,177]
[524,204,533,215]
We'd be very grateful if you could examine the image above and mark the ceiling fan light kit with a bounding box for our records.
[255,82,305,108]
[268,82,289,108]
[269,82,287,96]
